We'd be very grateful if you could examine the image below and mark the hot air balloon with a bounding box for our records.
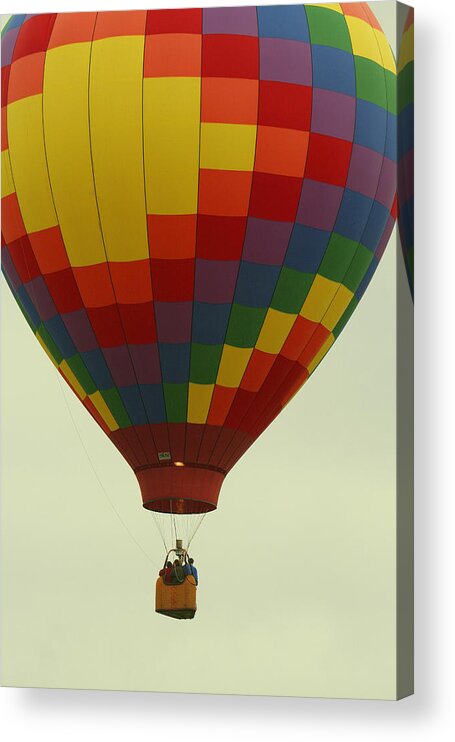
[397,7,413,297]
[1,5,397,617]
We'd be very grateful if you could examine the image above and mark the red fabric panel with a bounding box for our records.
[184,423,205,462]
[137,465,224,514]
[168,422,186,462]
[12,14,57,61]
[202,34,258,79]
[146,8,202,35]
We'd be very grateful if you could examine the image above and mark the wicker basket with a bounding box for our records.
[155,575,197,620]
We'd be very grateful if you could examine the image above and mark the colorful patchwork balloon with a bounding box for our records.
[397,7,413,297]
[1,5,397,517]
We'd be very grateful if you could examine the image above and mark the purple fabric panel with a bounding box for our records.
[1,27,20,67]
[243,217,292,265]
[311,89,355,141]
[259,37,312,85]
[1,247,22,290]
[25,275,56,321]
[347,144,383,199]
[63,309,98,353]
[194,259,239,303]
[154,301,192,343]
[376,156,396,210]
[202,6,258,36]
[129,343,162,384]
[297,180,343,231]
[103,345,137,387]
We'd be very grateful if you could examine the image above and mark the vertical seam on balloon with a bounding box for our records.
[183,9,204,461]
[211,4,318,469]
[3,17,51,316]
[84,12,153,467]
[269,6,396,403]
[219,4,352,468]
[195,6,262,465]
[2,21,53,331]
[2,24,63,361]
[40,15,143,468]
[2,17,139,468]
[224,4,396,470]
[220,4,360,470]
[140,11,169,460]
[298,3,394,378]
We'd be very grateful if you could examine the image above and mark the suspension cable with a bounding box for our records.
[57,376,159,567]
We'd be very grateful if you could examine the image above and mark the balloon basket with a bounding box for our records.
[155,576,197,620]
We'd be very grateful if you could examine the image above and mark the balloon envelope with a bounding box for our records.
[1,5,397,514]
[397,7,414,297]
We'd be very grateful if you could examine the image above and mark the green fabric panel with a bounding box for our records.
[190,343,223,384]
[318,233,358,283]
[271,268,313,314]
[66,354,97,394]
[332,295,359,337]
[36,323,63,364]
[354,56,387,109]
[164,383,188,423]
[101,388,131,428]
[384,69,397,114]
[342,244,374,292]
[306,6,351,52]
[225,304,267,347]
[398,62,413,113]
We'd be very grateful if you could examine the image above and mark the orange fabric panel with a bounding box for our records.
[201,77,258,124]
[198,170,253,217]
[147,214,197,259]
[144,33,201,77]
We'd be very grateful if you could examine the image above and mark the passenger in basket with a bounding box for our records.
[159,561,173,584]
[183,557,198,585]
[172,559,185,584]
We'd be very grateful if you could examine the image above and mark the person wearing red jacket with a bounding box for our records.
[159,561,173,584]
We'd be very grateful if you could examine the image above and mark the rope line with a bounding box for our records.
[57,374,159,568]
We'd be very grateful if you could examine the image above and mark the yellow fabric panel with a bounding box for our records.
[307,333,335,375]
[144,77,201,215]
[374,28,396,73]
[200,123,256,172]
[7,94,57,233]
[89,36,149,261]
[89,391,119,431]
[1,149,14,198]
[59,360,86,400]
[256,308,296,354]
[217,345,253,388]
[398,27,414,72]
[187,383,214,424]
[321,284,354,331]
[346,16,382,67]
[300,275,339,323]
[43,42,106,267]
